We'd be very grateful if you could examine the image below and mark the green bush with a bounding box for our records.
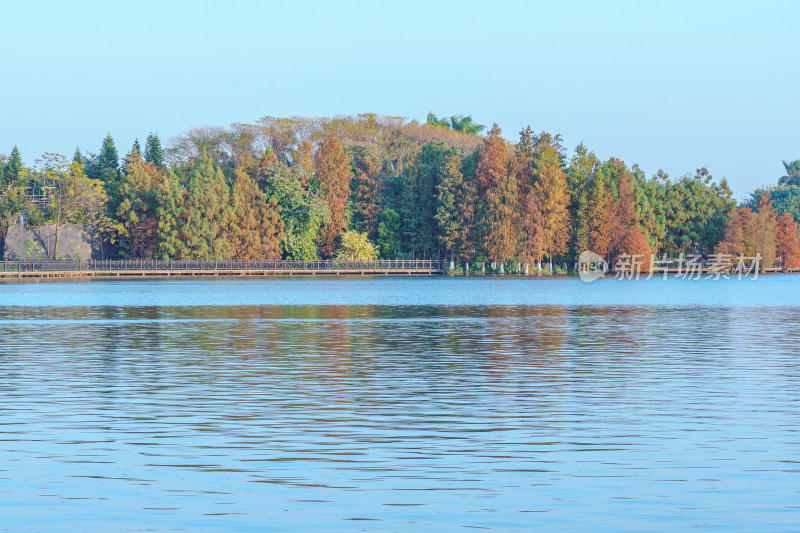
[24,239,47,260]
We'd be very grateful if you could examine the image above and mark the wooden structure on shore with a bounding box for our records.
[0,259,446,279]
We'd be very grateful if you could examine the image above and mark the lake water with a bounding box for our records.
[1,276,799,532]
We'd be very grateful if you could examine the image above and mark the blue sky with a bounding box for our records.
[0,0,797,198]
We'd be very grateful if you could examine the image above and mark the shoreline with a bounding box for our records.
[2,272,797,284]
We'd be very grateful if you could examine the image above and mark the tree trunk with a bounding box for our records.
[54,190,63,260]
[0,226,7,260]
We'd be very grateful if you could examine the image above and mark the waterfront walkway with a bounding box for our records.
[0,259,446,278]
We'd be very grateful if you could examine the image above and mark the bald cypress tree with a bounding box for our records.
[402,143,453,258]
[568,144,600,262]
[483,169,519,263]
[349,146,383,240]
[155,169,188,259]
[513,128,542,266]
[776,213,800,271]
[435,154,465,260]
[582,168,613,259]
[532,132,570,270]
[229,167,283,259]
[479,125,517,263]
[475,124,507,190]
[315,138,352,257]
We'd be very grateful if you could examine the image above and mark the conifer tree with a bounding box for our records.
[72,147,85,166]
[182,157,232,259]
[532,132,570,269]
[635,168,666,254]
[716,194,778,268]
[129,138,142,159]
[475,124,507,190]
[155,169,188,259]
[145,133,166,169]
[228,167,283,259]
[582,168,613,259]
[513,127,537,265]
[607,159,651,260]
[0,146,27,256]
[435,155,466,260]
[401,143,453,258]
[315,138,352,257]
[480,126,518,264]
[4,146,24,184]
[483,168,519,263]
[349,146,383,239]
[377,208,402,258]
[117,145,162,257]
[566,143,599,262]
[776,213,800,271]
[519,189,545,268]
[85,134,122,215]
[456,151,480,260]
[98,134,119,172]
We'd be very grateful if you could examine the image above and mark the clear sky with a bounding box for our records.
[1,0,797,199]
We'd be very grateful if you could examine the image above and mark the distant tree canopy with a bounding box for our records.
[779,160,800,187]
[426,112,486,135]
[1,112,798,270]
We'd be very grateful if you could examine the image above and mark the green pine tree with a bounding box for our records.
[117,145,162,258]
[401,143,454,258]
[145,133,166,169]
[155,169,188,259]
[72,147,86,166]
[128,138,142,160]
[98,134,119,172]
[435,154,468,260]
[4,146,24,185]
[0,146,28,258]
[377,208,402,259]
[182,157,232,259]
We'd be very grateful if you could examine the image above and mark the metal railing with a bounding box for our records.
[0,259,447,273]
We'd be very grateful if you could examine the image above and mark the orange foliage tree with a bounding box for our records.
[315,138,353,257]
[716,195,778,268]
[776,213,800,271]
[228,168,283,259]
[475,124,508,190]
[532,132,570,269]
[477,125,518,262]
[607,159,652,261]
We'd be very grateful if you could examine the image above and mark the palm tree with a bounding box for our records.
[449,115,485,135]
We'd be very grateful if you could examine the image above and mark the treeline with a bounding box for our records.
[1,113,799,270]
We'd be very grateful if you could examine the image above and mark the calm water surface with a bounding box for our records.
[1,276,799,532]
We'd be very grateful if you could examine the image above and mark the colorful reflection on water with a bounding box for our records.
[1,277,799,531]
